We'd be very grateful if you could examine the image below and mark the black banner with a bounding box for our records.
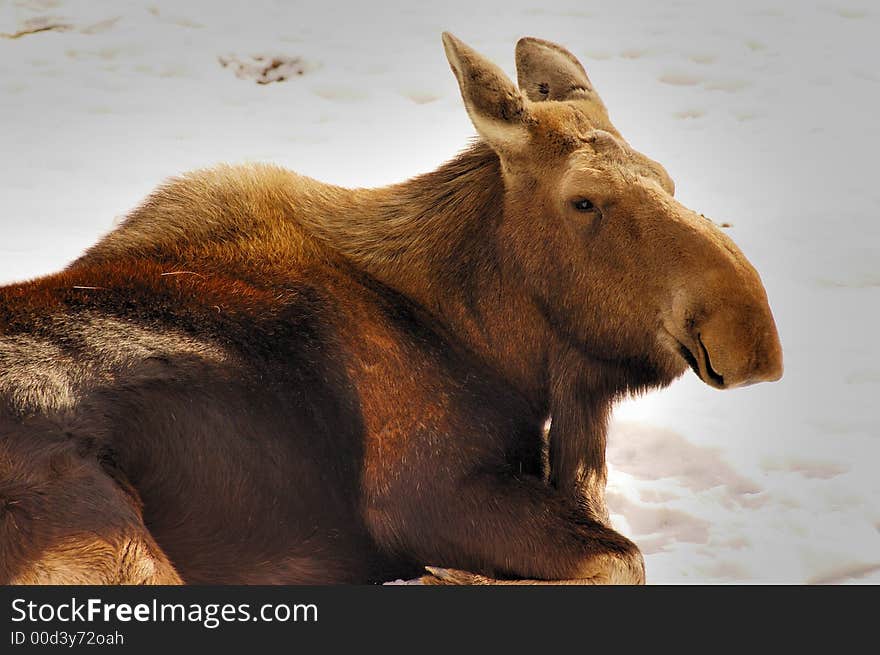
[0,585,871,652]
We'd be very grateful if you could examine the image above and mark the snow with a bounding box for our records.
[2,0,878,583]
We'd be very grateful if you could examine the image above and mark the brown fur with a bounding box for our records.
[0,34,781,585]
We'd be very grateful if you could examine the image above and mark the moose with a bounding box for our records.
[0,34,782,585]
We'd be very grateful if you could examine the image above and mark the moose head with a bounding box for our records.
[442,33,783,391]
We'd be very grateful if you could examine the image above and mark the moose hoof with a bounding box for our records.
[421,567,495,585]
[419,556,645,585]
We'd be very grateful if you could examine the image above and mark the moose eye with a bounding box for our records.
[572,198,597,212]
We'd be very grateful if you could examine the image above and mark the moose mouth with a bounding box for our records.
[675,333,725,389]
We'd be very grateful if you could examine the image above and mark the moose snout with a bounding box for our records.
[662,214,784,390]
[689,302,783,389]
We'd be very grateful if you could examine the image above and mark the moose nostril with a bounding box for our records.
[677,340,700,376]
[696,334,725,387]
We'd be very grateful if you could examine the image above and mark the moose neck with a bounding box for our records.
[325,141,554,405]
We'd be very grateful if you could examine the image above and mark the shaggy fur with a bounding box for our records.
[0,34,781,585]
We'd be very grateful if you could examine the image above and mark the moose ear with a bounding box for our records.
[515,37,619,136]
[442,32,530,154]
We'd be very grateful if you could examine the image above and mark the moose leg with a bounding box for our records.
[547,354,614,526]
[372,471,644,585]
[444,474,642,584]
[3,479,183,585]
[0,424,182,585]
[10,530,183,585]
[545,418,611,527]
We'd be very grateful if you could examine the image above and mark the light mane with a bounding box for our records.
[74,143,505,306]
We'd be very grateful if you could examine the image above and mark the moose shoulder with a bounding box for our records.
[0,34,782,585]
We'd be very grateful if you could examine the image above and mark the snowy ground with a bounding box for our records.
[1,0,878,583]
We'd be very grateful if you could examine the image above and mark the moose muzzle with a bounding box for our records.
[683,301,783,389]
[667,270,784,391]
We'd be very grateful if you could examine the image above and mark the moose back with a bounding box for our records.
[0,34,782,584]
